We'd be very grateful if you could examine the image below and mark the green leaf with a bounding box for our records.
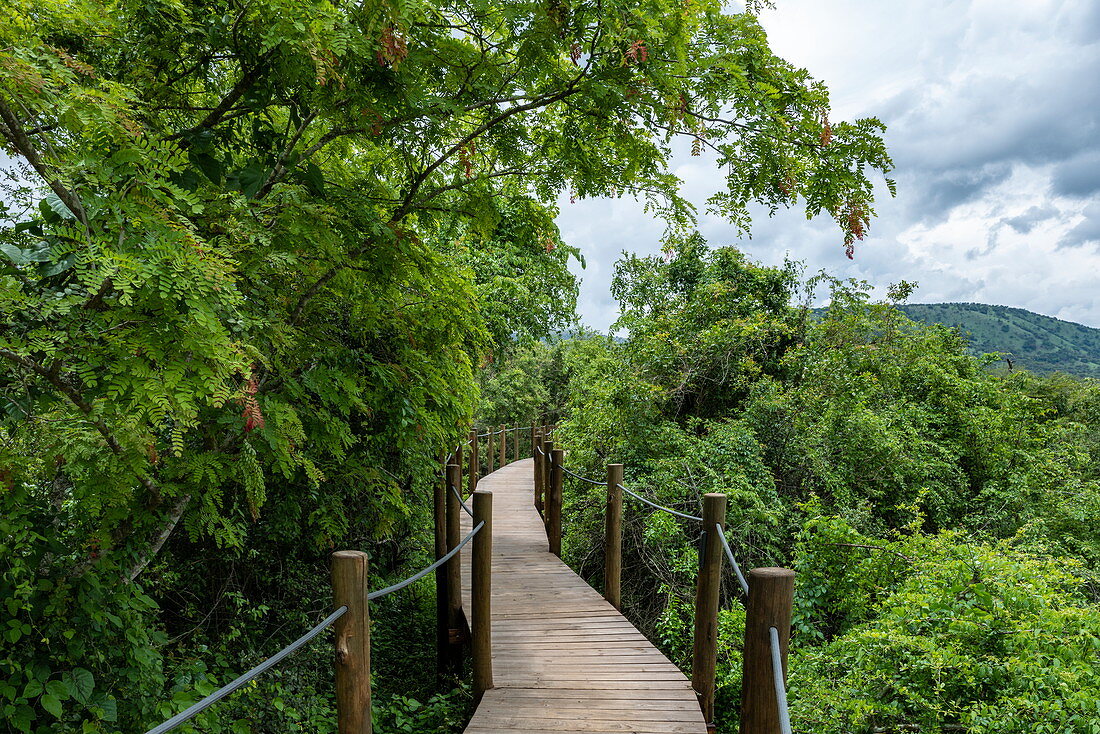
[44,680,69,701]
[41,693,62,718]
[11,705,34,732]
[233,162,268,198]
[40,253,77,277]
[63,669,94,705]
[190,152,225,184]
[21,680,42,699]
[43,192,76,220]
[293,162,325,195]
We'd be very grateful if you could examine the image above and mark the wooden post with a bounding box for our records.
[529,424,536,460]
[445,463,466,658]
[434,454,449,675]
[332,550,371,734]
[739,568,795,734]
[542,439,554,519]
[486,427,494,475]
[498,423,506,467]
[468,428,479,494]
[512,426,519,463]
[455,439,464,495]
[692,493,727,727]
[472,489,494,702]
[548,446,563,556]
[533,429,544,512]
[603,463,624,609]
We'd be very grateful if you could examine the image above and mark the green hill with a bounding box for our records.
[897,303,1100,378]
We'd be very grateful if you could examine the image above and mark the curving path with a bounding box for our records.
[460,459,708,734]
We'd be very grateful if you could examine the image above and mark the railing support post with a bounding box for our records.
[512,426,519,463]
[468,428,479,494]
[548,445,563,556]
[739,568,795,734]
[529,424,535,460]
[332,550,371,734]
[434,454,450,676]
[486,428,495,475]
[533,429,545,513]
[472,489,494,702]
[603,464,624,609]
[542,439,555,521]
[445,463,467,660]
[692,493,727,729]
[498,423,506,467]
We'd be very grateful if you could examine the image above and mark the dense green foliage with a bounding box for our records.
[0,0,894,730]
[531,243,1100,733]
[899,302,1100,378]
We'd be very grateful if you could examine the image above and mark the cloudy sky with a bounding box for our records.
[558,0,1100,332]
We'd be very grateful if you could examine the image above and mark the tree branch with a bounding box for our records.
[124,493,191,582]
[0,95,88,225]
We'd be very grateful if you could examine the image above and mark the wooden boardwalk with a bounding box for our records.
[460,459,708,734]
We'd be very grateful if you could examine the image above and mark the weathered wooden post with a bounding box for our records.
[445,463,466,661]
[512,426,519,463]
[486,427,495,475]
[603,463,624,609]
[434,454,449,675]
[548,446,563,556]
[468,427,479,493]
[498,423,506,467]
[455,439,464,494]
[542,439,555,517]
[332,550,371,734]
[472,489,494,702]
[533,429,545,513]
[739,568,795,734]
[692,493,727,729]
[529,424,535,460]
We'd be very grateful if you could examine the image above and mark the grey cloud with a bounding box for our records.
[1064,202,1100,248]
[1052,150,1100,198]
[1004,204,1059,234]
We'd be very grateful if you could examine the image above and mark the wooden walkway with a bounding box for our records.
[460,459,708,734]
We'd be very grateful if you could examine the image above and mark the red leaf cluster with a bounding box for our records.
[241,375,265,433]
[377,26,408,67]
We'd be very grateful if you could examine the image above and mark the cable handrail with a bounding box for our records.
[561,465,607,486]
[769,626,793,734]
[368,521,483,601]
[146,521,485,734]
[145,606,348,734]
[616,483,704,522]
[716,523,750,596]
[451,482,474,517]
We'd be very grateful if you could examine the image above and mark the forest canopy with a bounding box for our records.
[0,0,898,731]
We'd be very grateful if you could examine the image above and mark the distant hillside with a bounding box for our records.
[897,303,1100,378]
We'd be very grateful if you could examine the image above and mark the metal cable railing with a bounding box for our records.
[561,466,607,486]
[451,482,474,517]
[145,607,347,734]
[716,523,750,595]
[769,626,793,734]
[146,521,485,734]
[367,521,483,601]
[616,483,704,522]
